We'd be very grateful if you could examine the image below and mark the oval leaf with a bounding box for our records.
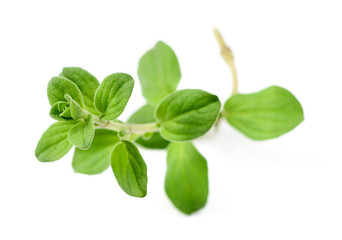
[68,114,95,150]
[155,89,221,141]
[111,140,147,197]
[138,41,181,105]
[49,101,70,121]
[47,76,85,108]
[72,129,119,175]
[64,94,86,120]
[165,142,208,215]
[128,104,169,149]
[35,121,79,162]
[94,73,134,120]
[60,67,100,115]
[224,86,304,140]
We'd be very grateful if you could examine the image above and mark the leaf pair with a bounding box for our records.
[48,77,86,121]
[60,67,135,121]
[127,41,181,149]
[60,67,100,115]
[133,42,220,214]
[37,71,90,161]
[35,114,95,162]
[50,94,86,121]
[48,68,97,122]
[128,87,222,146]
[132,42,221,146]
[73,130,148,197]
[37,70,101,161]
[224,86,304,140]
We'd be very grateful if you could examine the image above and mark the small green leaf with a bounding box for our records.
[72,129,119,175]
[224,86,304,140]
[142,132,153,140]
[50,101,70,121]
[138,41,181,105]
[35,121,79,162]
[68,114,95,150]
[94,73,134,120]
[165,142,208,215]
[135,135,169,149]
[60,67,100,115]
[47,76,85,109]
[64,94,86,120]
[128,104,169,149]
[155,89,221,141]
[111,140,147,198]
[59,107,72,118]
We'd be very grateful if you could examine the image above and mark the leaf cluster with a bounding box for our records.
[35,41,303,214]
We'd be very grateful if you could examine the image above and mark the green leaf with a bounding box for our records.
[47,76,85,108]
[35,121,79,162]
[111,140,147,198]
[59,107,72,118]
[94,73,134,120]
[155,89,221,141]
[138,41,181,105]
[72,129,119,175]
[60,67,100,115]
[50,101,70,121]
[135,135,169,149]
[224,86,304,140]
[128,104,169,149]
[64,94,86,120]
[68,114,95,150]
[165,142,208,215]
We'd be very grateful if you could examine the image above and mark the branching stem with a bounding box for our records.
[213,28,238,95]
[93,115,159,134]
[87,30,236,135]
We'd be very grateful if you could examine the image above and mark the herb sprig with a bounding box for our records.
[35,29,304,215]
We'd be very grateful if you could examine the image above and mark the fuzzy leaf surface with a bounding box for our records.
[128,104,169,149]
[35,121,79,162]
[111,141,147,197]
[49,101,70,121]
[64,94,85,120]
[68,114,95,150]
[224,86,304,140]
[165,142,208,214]
[47,76,85,108]
[59,107,71,118]
[155,89,221,141]
[94,73,134,120]
[72,129,119,175]
[60,67,100,115]
[138,41,181,105]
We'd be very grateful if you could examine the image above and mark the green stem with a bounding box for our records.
[93,115,159,134]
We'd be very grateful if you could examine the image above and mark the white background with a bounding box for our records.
[1,0,342,239]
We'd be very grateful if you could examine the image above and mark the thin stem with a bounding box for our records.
[213,28,238,95]
[93,115,159,134]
